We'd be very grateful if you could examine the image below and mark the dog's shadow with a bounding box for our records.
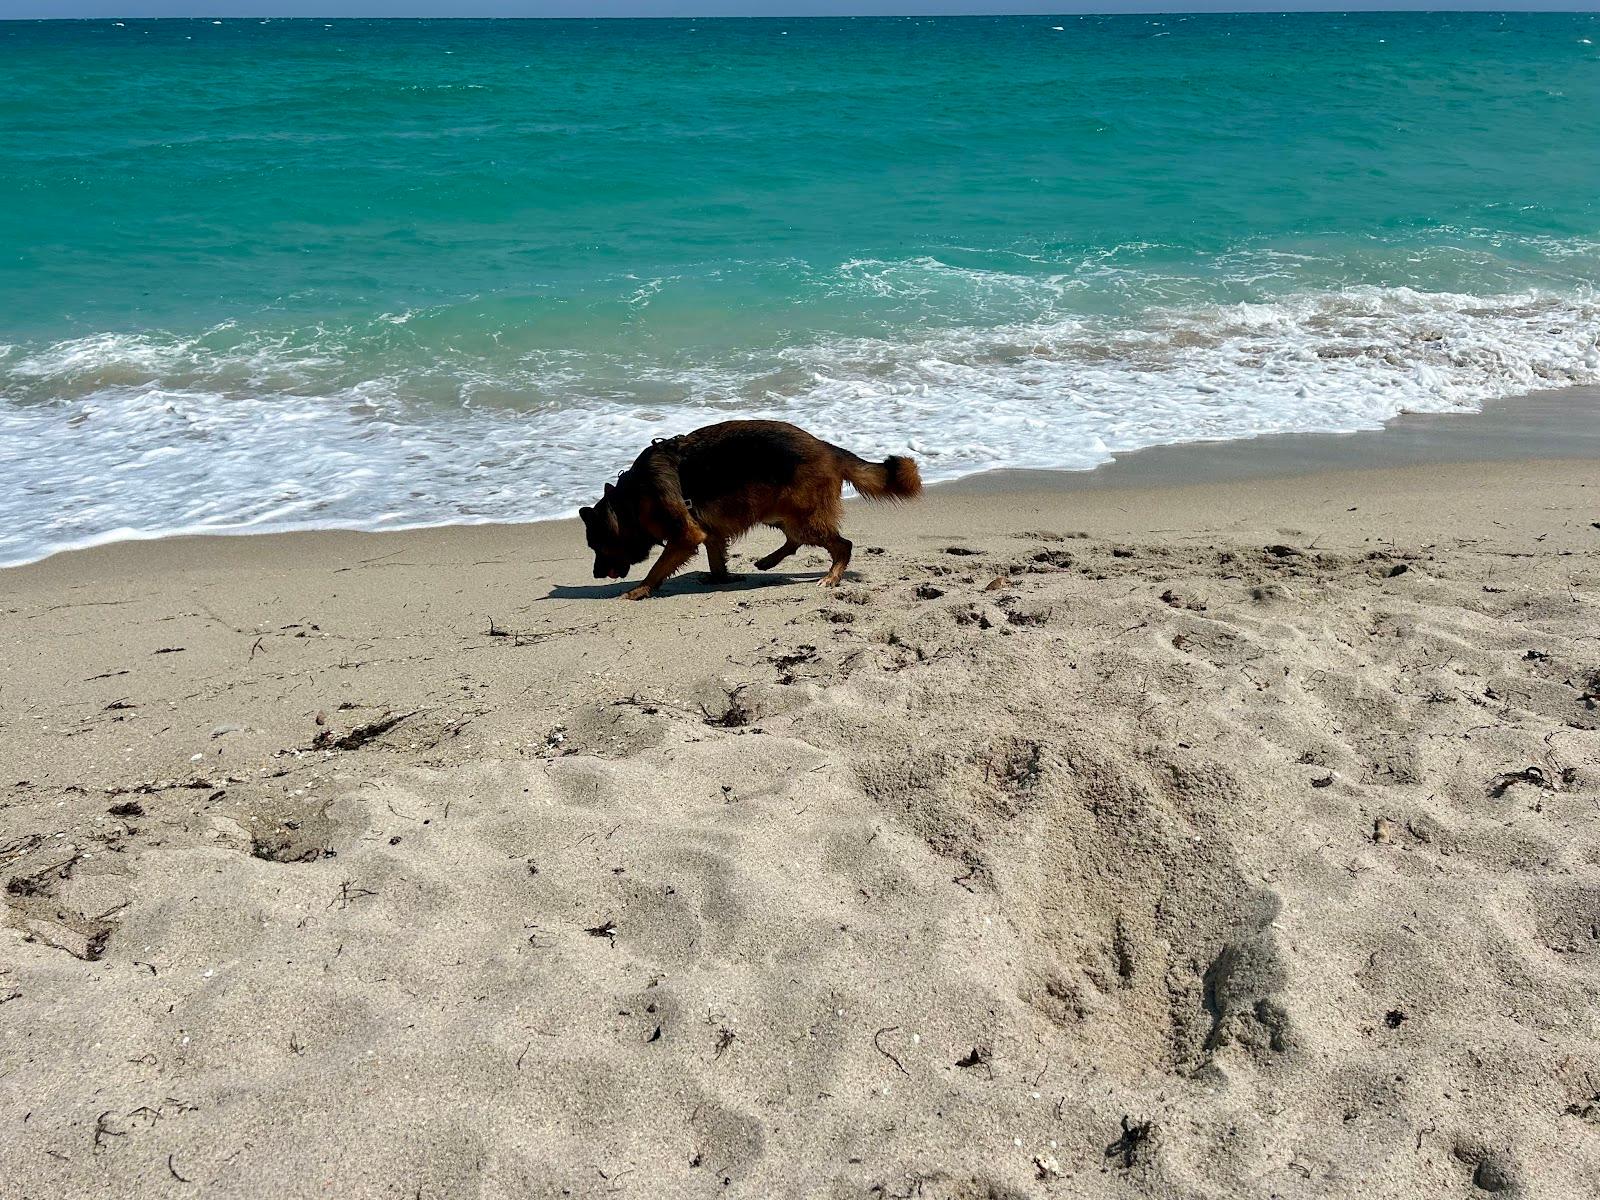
[543,570,831,601]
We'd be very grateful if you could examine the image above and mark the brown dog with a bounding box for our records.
[579,420,921,600]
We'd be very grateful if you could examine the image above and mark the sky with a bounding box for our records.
[3,2,1597,18]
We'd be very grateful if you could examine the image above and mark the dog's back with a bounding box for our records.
[669,418,917,519]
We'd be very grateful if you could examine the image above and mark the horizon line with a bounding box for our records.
[7,7,1599,17]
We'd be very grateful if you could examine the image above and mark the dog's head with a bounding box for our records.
[578,482,654,580]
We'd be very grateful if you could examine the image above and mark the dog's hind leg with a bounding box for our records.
[703,534,732,583]
[754,536,801,572]
[818,530,853,587]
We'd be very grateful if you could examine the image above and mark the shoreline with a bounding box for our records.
[7,383,1598,580]
[946,382,1600,494]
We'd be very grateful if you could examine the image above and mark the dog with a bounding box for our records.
[578,420,921,600]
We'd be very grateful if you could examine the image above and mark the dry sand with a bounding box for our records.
[2,393,1599,1199]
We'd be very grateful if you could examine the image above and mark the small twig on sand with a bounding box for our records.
[873,1026,910,1077]
[312,709,420,752]
[327,880,377,911]
[1488,766,1558,798]
[1105,1115,1152,1169]
[92,1111,124,1151]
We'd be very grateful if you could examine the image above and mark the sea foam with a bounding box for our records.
[1,283,1595,568]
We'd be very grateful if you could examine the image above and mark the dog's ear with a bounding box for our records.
[578,506,593,524]
[603,482,616,500]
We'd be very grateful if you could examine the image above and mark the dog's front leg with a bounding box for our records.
[621,534,703,601]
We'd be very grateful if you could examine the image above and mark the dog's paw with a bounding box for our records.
[621,585,653,601]
[753,555,781,571]
[702,571,735,585]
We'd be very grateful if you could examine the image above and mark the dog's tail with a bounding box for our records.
[837,448,923,501]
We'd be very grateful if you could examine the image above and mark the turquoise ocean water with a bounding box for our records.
[2,13,1598,565]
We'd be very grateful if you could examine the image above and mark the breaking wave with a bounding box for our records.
[3,279,1597,567]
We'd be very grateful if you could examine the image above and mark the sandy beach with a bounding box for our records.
[3,390,1599,1199]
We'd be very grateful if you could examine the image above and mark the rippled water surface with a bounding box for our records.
[3,13,1598,564]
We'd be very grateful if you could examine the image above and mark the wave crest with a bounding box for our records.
[2,281,1596,567]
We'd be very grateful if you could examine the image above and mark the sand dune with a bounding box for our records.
[2,456,1598,1198]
